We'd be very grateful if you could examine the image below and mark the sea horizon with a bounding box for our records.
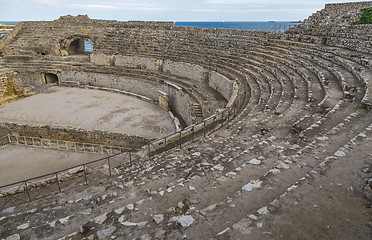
[0,20,301,32]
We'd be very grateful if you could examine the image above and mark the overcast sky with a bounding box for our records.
[0,0,365,21]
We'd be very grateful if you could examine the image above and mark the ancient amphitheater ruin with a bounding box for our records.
[0,1,372,239]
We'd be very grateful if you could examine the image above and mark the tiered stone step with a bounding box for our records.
[265,40,369,139]
[284,1,372,53]
[2,98,369,239]
[218,115,372,239]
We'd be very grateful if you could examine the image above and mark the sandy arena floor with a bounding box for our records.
[0,87,176,139]
[0,145,105,186]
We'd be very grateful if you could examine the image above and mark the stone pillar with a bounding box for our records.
[158,90,169,111]
[155,59,163,71]
[202,101,209,117]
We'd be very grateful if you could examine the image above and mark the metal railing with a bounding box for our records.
[0,151,137,210]
[3,134,136,155]
[269,24,298,33]
[0,134,10,146]
[136,96,244,159]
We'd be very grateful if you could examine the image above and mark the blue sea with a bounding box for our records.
[175,21,301,32]
[0,21,19,24]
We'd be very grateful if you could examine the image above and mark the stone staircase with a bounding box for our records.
[192,104,203,118]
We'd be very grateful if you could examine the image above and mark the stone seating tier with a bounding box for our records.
[1,4,372,238]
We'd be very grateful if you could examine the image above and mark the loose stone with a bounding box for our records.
[122,221,137,226]
[6,234,20,240]
[242,180,263,192]
[203,203,218,211]
[177,215,195,228]
[217,227,231,236]
[153,214,164,224]
[114,207,125,214]
[126,203,134,210]
[2,206,15,213]
[232,218,252,234]
[94,213,107,224]
[59,216,70,224]
[213,164,224,171]
[257,206,269,215]
[276,162,290,169]
[97,226,116,240]
[17,222,30,230]
[335,150,346,157]
[248,158,262,165]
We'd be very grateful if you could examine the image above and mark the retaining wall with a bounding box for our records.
[0,122,147,149]
[59,71,196,125]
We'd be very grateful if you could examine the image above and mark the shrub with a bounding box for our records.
[353,7,372,25]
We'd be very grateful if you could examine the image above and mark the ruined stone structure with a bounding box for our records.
[0,1,371,240]
[0,69,31,105]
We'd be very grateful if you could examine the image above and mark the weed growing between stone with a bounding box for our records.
[353,7,372,24]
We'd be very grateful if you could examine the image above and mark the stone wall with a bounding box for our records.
[167,88,195,125]
[86,53,236,122]
[89,54,234,102]
[60,71,160,100]
[162,60,207,82]
[59,71,196,125]
[209,71,234,101]
[0,122,148,149]
[115,55,160,71]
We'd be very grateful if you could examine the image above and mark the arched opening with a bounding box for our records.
[64,38,94,55]
[44,73,58,84]
[67,39,85,55]
[0,33,7,39]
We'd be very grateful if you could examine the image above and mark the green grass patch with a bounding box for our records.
[353,7,372,25]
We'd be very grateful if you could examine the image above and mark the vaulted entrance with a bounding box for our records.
[65,38,94,55]
[44,73,58,84]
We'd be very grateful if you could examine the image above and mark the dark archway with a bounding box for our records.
[64,38,94,55]
[67,39,85,55]
[44,73,58,84]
